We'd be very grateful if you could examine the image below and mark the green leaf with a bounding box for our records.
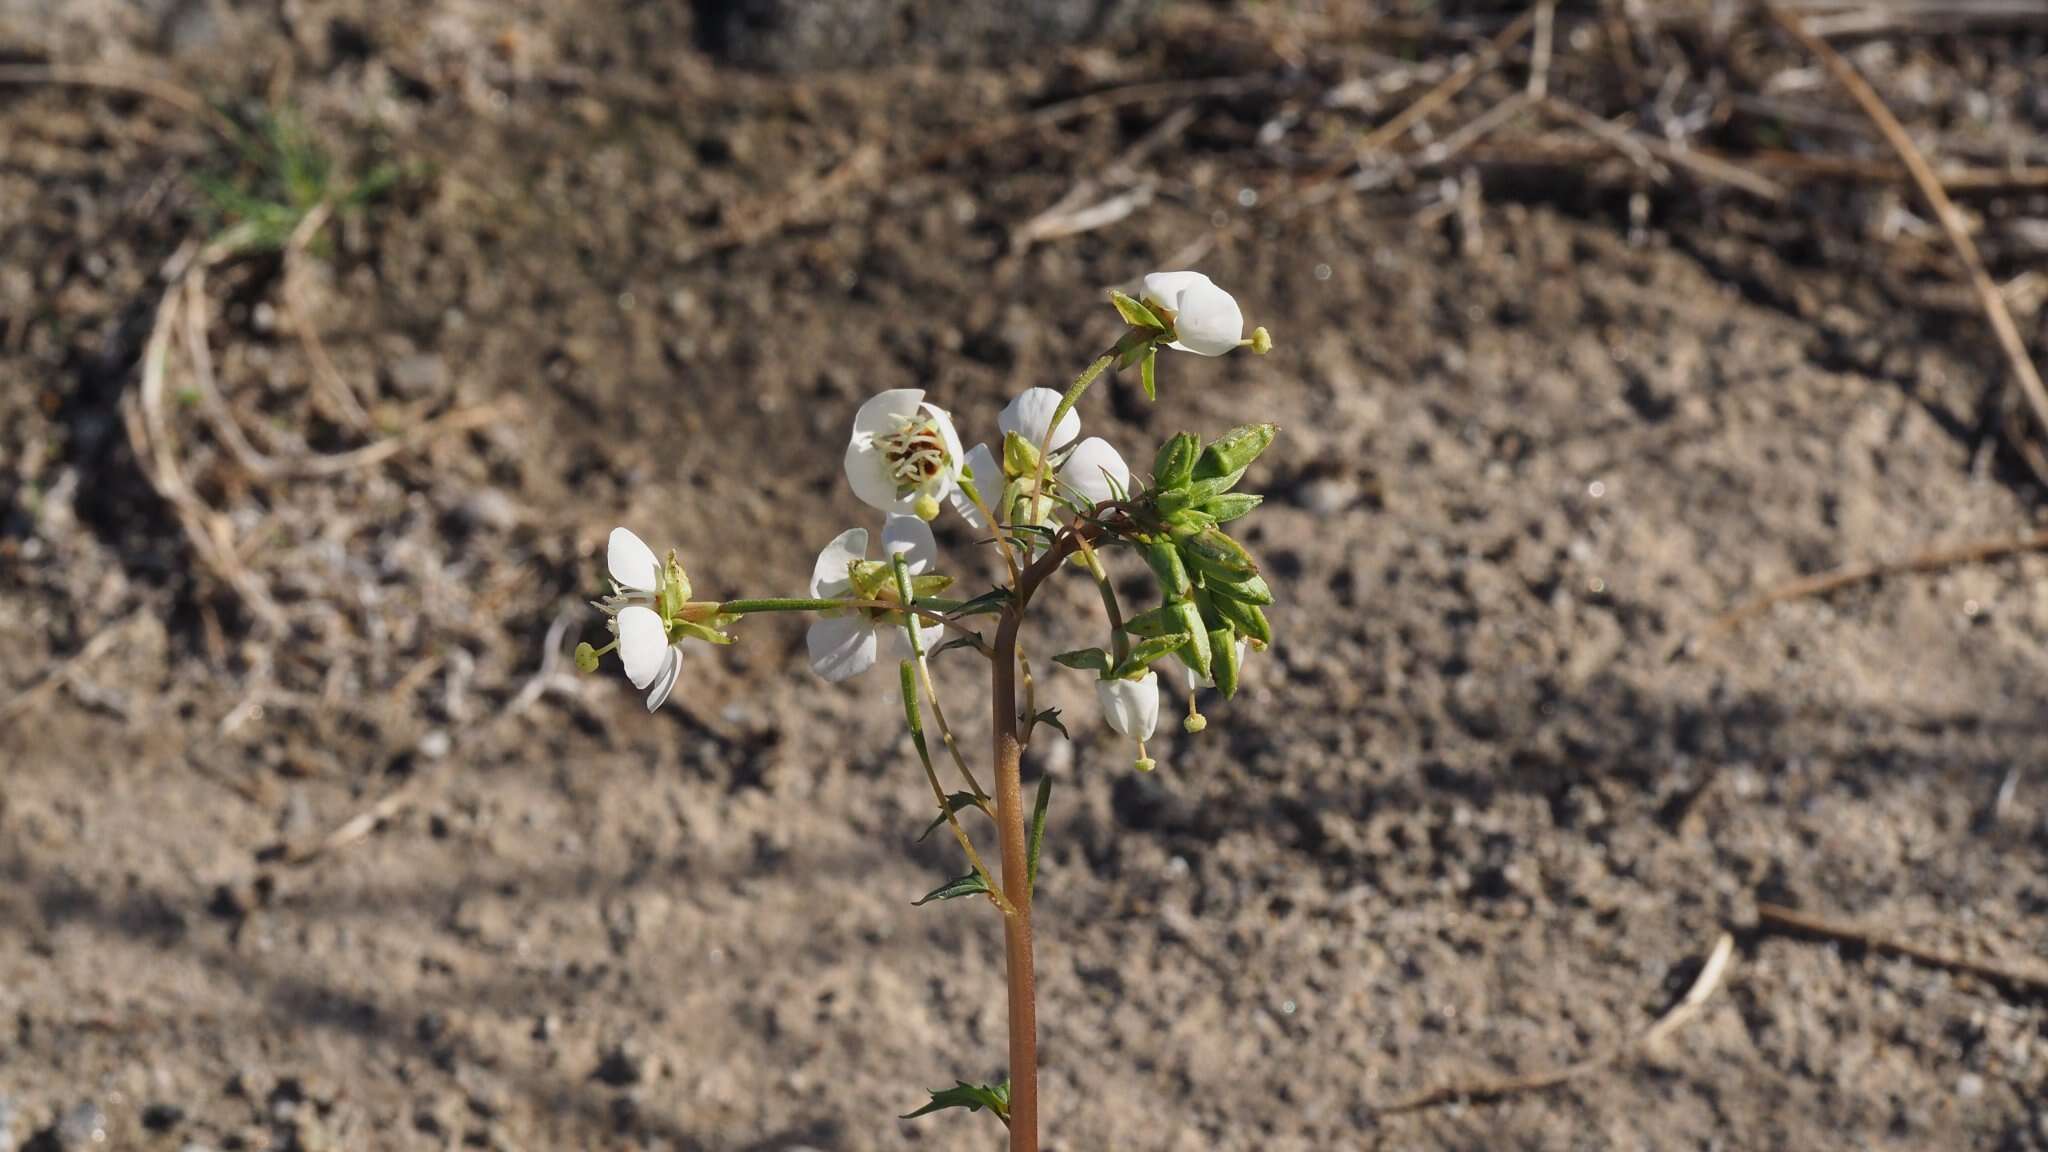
[1115,633,1189,678]
[912,872,991,906]
[1181,529,1259,584]
[1027,774,1052,891]
[918,792,986,842]
[931,633,990,657]
[1185,467,1249,502]
[1209,572,1274,606]
[1144,541,1191,598]
[902,1080,1011,1122]
[1052,648,1111,674]
[947,588,1013,618]
[1200,492,1263,523]
[1115,329,1156,370]
[1211,594,1273,646]
[1163,508,1218,539]
[1110,289,1165,331]
[910,572,955,597]
[1194,423,1278,482]
[1152,432,1199,492]
[1140,344,1157,401]
[1208,626,1241,698]
[1033,708,1069,740]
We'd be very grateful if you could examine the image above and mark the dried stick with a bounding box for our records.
[1537,96,1788,202]
[1526,1,1557,101]
[0,62,235,138]
[280,202,374,432]
[1355,7,1538,156]
[1013,105,1197,250]
[1767,5,2048,476]
[1375,932,1736,1115]
[1755,903,2048,998]
[1693,528,2048,646]
[0,611,150,726]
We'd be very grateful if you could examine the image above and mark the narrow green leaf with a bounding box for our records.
[947,588,1013,618]
[902,1080,1011,1122]
[912,872,991,906]
[1209,572,1274,606]
[1027,774,1052,891]
[1052,648,1111,674]
[1184,466,1249,502]
[1110,289,1164,331]
[918,791,985,842]
[1144,540,1191,598]
[1120,603,1183,638]
[1209,626,1241,698]
[1114,633,1189,678]
[1175,601,1212,681]
[1211,595,1273,646]
[1033,708,1069,740]
[1140,344,1157,401]
[931,633,990,657]
[1164,508,1218,539]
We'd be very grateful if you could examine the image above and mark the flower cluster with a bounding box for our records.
[581,271,1274,767]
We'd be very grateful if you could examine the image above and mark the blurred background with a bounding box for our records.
[4,1,2047,1148]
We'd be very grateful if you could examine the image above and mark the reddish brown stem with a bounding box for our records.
[988,523,1098,1150]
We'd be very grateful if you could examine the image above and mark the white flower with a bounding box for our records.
[1095,672,1160,741]
[844,388,966,520]
[1057,437,1130,507]
[950,387,1132,530]
[805,515,947,682]
[1142,271,1244,357]
[605,527,685,711]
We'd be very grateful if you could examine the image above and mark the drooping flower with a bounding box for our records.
[806,514,949,682]
[951,386,1133,532]
[1095,671,1160,741]
[597,527,691,711]
[844,389,966,521]
[1141,271,1244,357]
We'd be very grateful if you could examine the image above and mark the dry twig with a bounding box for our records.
[1767,5,2048,479]
[0,612,151,727]
[1755,903,2048,998]
[0,61,235,138]
[1375,932,1737,1115]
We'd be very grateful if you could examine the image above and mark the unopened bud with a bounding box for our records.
[573,642,600,674]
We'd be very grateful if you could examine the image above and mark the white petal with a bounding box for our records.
[844,439,913,514]
[1142,270,1213,309]
[997,387,1080,452]
[881,615,946,662]
[1096,672,1160,741]
[880,513,938,576]
[644,646,682,712]
[925,403,967,493]
[1057,437,1131,507]
[616,606,670,690]
[807,615,879,682]
[949,442,1000,532]
[851,388,926,437]
[1167,279,1243,357]
[809,527,870,598]
[607,527,661,593]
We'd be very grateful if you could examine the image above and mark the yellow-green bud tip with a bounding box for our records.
[1182,712,1207,734]
[913,493,941,521]
[1249,326,1272,355]
[1134,756,1156,773]
[573,642,600,674]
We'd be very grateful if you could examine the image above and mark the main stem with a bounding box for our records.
[988,525,1093,1151]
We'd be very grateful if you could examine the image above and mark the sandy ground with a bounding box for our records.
[3,2,2047,1149]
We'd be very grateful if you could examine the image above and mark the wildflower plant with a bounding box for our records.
[578,272,1276,1150]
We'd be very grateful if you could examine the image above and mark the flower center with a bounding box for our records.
[877,414,949,493]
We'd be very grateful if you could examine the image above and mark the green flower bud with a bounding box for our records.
[1193,423,1277,483]
[1152,432,1199,491]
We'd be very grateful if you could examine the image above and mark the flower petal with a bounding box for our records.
[881,513,937,575]
[844,438,912,514]
[997,387,1080,452]
[882,614,945,662]
[1141,270,1213,310]
[807,615,879,682]
[616,606,670,690]
[851,388,926,437]
[950,442,1000,532]
[1167,279,1243,356]
[607,527,661,593]
[925,403,967,493]
[1057,437,1131,507]
[809,527,870,599]
[645,646,682,712]
[1096,671,1160,741]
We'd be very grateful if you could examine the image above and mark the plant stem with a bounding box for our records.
[987,522,1095,1152]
